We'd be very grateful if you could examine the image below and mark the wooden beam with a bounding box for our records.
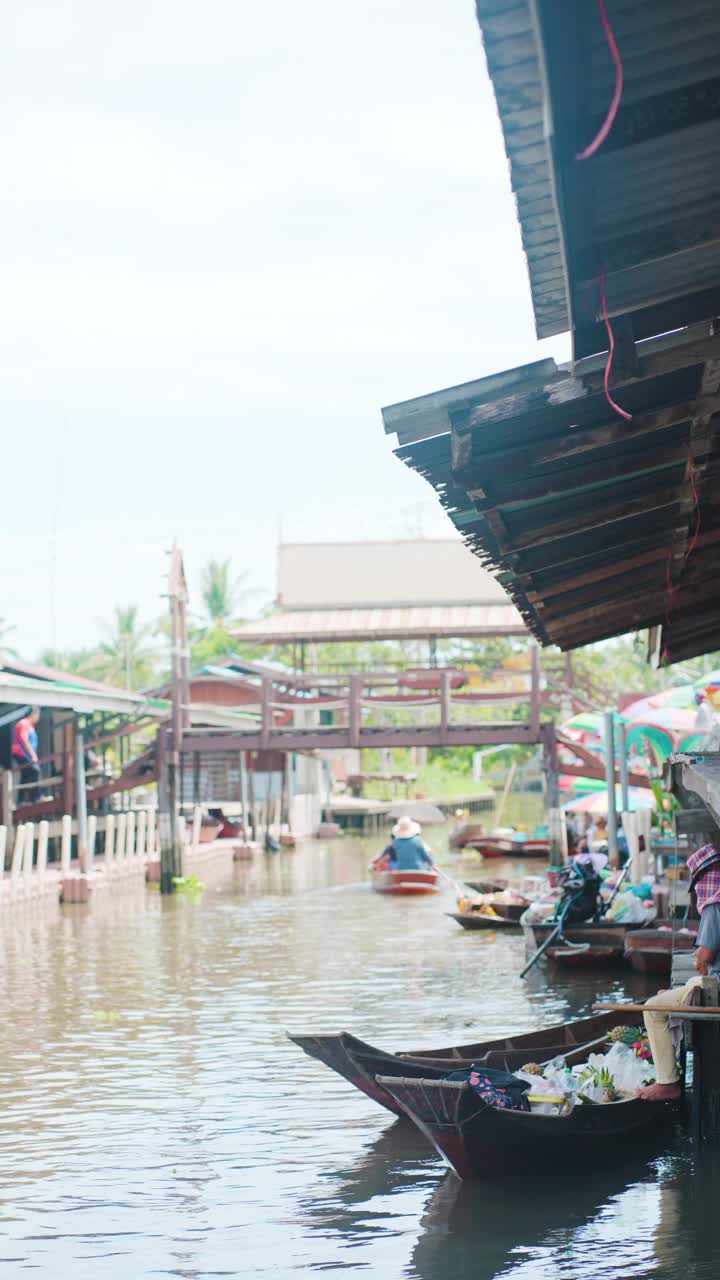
[467,444,687,510]
[496,488,693,557]
[526,528,720,604]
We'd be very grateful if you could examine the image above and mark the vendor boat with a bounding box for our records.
[465,836,551,859]
[370,868,439,895]
[447,909,523,931]
[376,1073,675,1179]
[288,1011,630,1117]
[524,919,649,962]
[624,927,697,975]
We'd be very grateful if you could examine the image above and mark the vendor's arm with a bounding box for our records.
[420,842,434,866]
[694,903,720,974]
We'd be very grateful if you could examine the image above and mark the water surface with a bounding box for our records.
[0,834,715,1278]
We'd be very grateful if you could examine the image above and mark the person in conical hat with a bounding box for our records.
[387,816,434,870]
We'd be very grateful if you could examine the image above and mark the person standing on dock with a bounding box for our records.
[11,706,41,803]
[639,843,720,1101]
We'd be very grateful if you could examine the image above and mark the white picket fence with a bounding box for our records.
[0,809,159,905]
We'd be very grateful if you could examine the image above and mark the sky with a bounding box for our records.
[1,0,568,657]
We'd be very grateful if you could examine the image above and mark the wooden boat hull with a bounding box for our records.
[377,1075,675,1179]
[371,869,439,895]
[466,839,550,859]
[447,911,522,931]
[288,1011,630,1116]
[546,945,626,968]
[624,928,697,976]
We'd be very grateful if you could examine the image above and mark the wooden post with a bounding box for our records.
[604,711,619,866]
[693,979,720,1144]
[87,815,97,864]
[440,671,451,743]
[75,725,89,871]
[260,679,272,751]
[349,675,362,749]
[618,723,630,813]
[60,814,72,876]
[158,728,182,893]
[0,824,6,877]
[542,722,564,862]
[239,752,249,835]
[247,755,256,839]
[36,821,49,878]
[530,642,541,738]
[63,723,74,817]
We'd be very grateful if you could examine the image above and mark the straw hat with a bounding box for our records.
[392,815,421,839]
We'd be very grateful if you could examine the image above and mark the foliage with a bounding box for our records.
[0,616,18,657]
[89,605,159,690]
[172,873,205,901]
[201,558,244,627]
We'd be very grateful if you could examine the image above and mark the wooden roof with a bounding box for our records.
[476,0,720,357]
[384,323,720,663]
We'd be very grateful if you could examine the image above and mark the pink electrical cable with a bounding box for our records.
[686,452,701,560]
[600,269,632,421]
[576,0,624,160]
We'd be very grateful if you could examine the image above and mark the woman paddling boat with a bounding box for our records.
[370,816,439,894]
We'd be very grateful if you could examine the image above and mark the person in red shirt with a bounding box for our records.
[11,706,41,802]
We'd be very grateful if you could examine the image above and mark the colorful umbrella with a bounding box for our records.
[560,712,607,738]
[563,787,655,816]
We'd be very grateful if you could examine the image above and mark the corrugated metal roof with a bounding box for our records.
[474,0,720,350]
[234,604,526,644]
[0,671,153,716]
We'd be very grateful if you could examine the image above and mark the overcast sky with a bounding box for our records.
[1,0,568,657]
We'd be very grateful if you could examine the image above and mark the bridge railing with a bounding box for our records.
[182,650,542,751]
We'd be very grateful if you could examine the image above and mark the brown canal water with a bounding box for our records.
[0,832,716,1279]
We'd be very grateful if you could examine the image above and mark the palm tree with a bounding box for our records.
[91,605,157,689]
[0,617,17,658]
[201,558,245,627]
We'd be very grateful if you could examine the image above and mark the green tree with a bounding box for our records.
[201,558,245,627]
[90,605,158,690]
[0,617,18,657]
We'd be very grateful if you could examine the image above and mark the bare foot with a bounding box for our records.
[636,1082,682,1102]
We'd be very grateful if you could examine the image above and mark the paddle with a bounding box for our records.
[435,865,469,899]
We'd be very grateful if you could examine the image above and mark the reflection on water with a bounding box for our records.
[0,834,715,1278]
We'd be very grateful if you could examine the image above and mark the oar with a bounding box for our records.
[519,918,565,978]
[520,890,580,978]
[600,854,633,915]
[436,865,469,899]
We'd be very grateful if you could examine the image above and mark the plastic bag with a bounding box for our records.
[605,892,655,924]
[604,1042,654,1092]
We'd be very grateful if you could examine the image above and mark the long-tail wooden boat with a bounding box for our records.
[545,944,627,968]
[370,868,439,895]
[288,1011,629,1117]
[525,919,648,954]
[447,910,522,931]
[624,927,697,975]
[525,918,678,968]
[376,1074,676,1179]
[466,837,551,859]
